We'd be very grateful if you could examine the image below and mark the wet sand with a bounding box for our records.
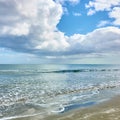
[45,95,120,120]
[12,95,120,120]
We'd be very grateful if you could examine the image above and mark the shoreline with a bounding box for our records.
[10,95,120,120]
[46,95,120,120]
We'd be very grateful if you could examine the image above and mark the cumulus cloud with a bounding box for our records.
[109,7,120,25]
[1,23,30,36]
[85,0,120,26]
[85,0,120,14]
[81,27,120,53]
[0,0,120,58]
[0,0,70,53]
[67,27,120,55]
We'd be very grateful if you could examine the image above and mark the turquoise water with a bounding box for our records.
[0,64,120,119]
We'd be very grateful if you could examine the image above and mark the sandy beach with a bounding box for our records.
[12,95,120,120]
[44,95,120,120]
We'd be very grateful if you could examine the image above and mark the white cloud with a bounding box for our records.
[73,12,81,16]
[85,0,120,25]
[0,0,70,52]
[87,9,96,16]
[69,0,80,4]
[86,0,120,14]
[55,0,80,5]
[97,20,110,27]
[109,7,120,25]
[0,0,120,58]
[1,23,30,36]
[35,31,69,51]
[68,27,120,55]
[0,0,63,33]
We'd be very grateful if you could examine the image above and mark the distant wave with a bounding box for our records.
[0,69,120,74]
[47,69,120,73]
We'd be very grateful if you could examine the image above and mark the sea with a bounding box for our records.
[0,64,120,120]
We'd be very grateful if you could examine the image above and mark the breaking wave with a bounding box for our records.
[0,68,120,75]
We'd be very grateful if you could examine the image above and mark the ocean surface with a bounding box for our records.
[0,64,120,120]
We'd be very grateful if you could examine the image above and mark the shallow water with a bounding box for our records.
[0,64,120,119]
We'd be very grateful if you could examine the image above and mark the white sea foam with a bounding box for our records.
[0,112,44,120]
[51,105,65,113]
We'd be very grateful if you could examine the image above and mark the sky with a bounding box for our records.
[0,0,120,64]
